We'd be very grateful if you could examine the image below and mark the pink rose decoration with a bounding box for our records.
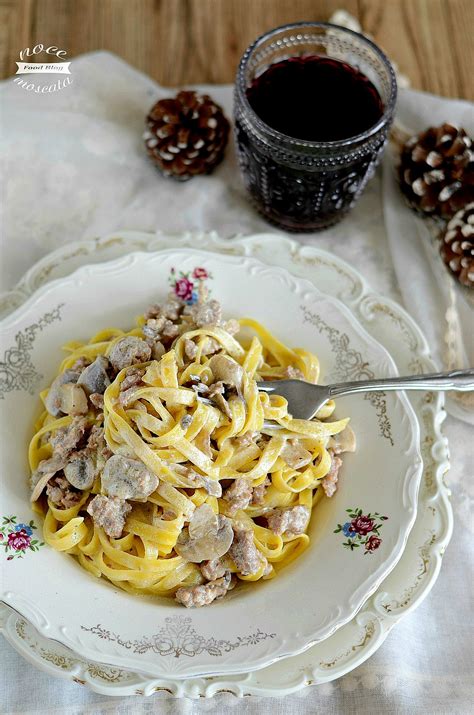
[350,515,374,536]
[192,267,208,280]
[7,529,31,551]
[174,277,194,301]
[365,535,382,552]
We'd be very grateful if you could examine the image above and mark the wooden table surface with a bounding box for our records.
[1,0,473,100]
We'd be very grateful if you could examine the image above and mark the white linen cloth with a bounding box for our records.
[0,52,472,715]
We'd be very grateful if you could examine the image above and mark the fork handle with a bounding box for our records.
[328,369,474,399]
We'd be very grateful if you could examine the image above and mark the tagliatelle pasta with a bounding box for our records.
[29,283,354,607]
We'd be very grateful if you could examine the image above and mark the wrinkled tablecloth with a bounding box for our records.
[0,51,472,715]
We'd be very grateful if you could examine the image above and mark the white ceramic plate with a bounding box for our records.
[0,232,451,697]
[0,247,422,679]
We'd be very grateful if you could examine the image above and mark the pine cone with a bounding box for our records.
[144,91,230,181]
[440,202,474,288]
[399,123,474,219]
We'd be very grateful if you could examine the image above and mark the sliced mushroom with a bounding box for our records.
[30,471,55,502]
[64,452,96,490]
[101,454,158,500]
[194,430,212,458]
[44,369,81,416]
[36,453,69,476]
[58,383,89,416]
[280,439,313,470]
[175,511,233,563]
[207,354,244,390]
[171,464,222,496]
[77,356,111,395]
[210,391,233,420]
[328,425,356,454]
[188,504,218,540]
[199,476,222,498]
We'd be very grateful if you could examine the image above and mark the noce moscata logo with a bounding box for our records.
[14,44,73,93]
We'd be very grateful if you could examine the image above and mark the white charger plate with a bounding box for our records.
[0,232,451,697]
[0,246,422,679]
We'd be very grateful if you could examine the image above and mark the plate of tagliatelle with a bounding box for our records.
[0,248,422,679]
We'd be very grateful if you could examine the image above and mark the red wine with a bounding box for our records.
[235,52,392,231]
[246,55,384,141]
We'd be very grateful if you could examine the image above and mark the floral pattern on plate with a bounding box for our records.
[81,616,276,658]
[0,516,45,561]
[168,266,213,304]
[334,508,388,554]
[0,304,64,399]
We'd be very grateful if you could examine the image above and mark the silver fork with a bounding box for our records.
[257,369,474,421]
